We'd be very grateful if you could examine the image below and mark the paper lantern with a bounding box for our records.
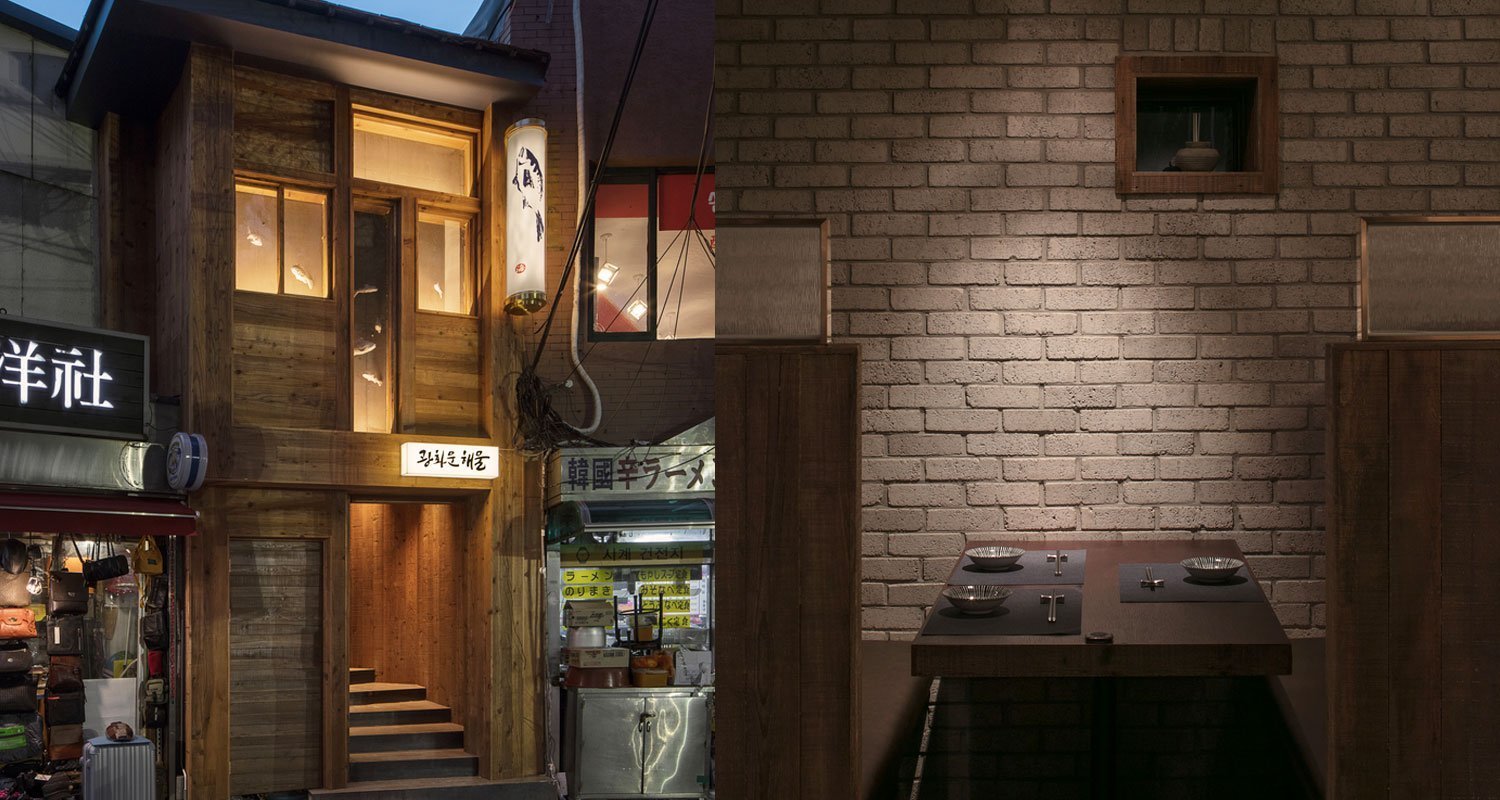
[505,119,548,315]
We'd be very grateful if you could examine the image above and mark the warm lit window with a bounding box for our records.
[352,109,476,196]
[234,182,329,298]
[416,211,475,314]
[589,169,715,341]
[352,203,395,433]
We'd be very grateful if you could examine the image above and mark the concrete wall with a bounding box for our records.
[0,23,95,326]
[503,0,714,446]
[715,0,1500,638]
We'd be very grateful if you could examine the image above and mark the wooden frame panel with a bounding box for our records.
[1358,216,1500,340]
[1115,55,1279,195]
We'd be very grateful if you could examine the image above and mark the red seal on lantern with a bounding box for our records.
[515,262,526,274]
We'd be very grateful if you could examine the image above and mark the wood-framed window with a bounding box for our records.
[352,106,477,198]
[234,181,331,298]
[587,167,716,342]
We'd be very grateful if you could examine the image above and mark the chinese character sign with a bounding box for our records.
[0,316,148,439]
[549,446,716,500]
[399,443,501,480]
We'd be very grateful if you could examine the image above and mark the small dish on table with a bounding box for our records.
[965,545,1025,571]
[1180,556,1245,583]
[942,584,1012,615]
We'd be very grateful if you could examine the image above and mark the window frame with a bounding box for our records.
[414,205,479,318]
[233,178,333,300]
[351,105,480,199]
[585,166,715,344]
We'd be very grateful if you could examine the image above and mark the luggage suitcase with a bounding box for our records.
[81,735,154,800]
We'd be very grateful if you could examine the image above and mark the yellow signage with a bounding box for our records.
[564,568,614,585]
[660,614,692,629]
[636,582,694,598]
[560,543,710,567]
[561,584,615,600]
[636,567,692,583]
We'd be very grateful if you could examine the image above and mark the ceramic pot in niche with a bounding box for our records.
[1172,141,1220,172]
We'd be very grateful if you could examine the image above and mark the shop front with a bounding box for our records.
[544,444,716,797]
[0,313,195,797]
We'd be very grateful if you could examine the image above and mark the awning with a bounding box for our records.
[0,493,198,537]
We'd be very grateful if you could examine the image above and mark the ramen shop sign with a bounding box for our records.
[0,316,148,440]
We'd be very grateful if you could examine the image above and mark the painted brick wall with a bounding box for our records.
[715,0,1500,638]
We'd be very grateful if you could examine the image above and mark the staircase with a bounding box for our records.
[307,668,554,800]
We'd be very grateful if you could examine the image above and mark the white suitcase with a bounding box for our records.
[81,735,155,800]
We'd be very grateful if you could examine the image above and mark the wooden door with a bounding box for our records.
[1327,343,1500,799]
[716,344,861,800]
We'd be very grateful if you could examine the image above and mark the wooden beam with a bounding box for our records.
[322,493,350,789]
[187,488,232,800]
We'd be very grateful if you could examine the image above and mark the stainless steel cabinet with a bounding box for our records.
[567,687,713,798]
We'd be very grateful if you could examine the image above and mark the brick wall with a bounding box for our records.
[714,0,1500,638]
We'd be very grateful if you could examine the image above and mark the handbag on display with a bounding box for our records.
[0,609,36,640]
[45,740,82,762]
[0,648,29,674]
[0,714,41,764]
[46,572,86,617]
[45,656,81,694]
[46,617,83,657]
[142,611,168,651]
[82,539,129,585]
[132,537,164,576]
[0,541,31,609]
[0,682,33,714]
[142,703,167,729]
[145,576,168,612]
[142,679,166,706]
[146,650,165,678]
[44,692,84,726]
[46,724,80,747]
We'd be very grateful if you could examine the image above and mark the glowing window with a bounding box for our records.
[416,212,475,315]
[353,110,475,197]
[234,182,329,298]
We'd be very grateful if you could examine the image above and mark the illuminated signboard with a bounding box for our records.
[399,442,500,480]
[0,315,148,440]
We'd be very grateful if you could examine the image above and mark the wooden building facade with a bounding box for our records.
[57,1,553,794]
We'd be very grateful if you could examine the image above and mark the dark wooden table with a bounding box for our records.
[912,538,1291,677]
[911,539,1293,800]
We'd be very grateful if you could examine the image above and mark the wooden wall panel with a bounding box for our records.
[1437,351,1500,798]
[717,344,861,800]
[233,65,334,175]
[232,293,340,429]
[1328,342,1500,799]
[348,502,468,714]
[414,312,482,437]
[229,538,325,794]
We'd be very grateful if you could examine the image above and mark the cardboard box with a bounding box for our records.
[563,600,614,628]
[565,647,629,669]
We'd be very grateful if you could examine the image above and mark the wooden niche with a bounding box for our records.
[1115,55,1278,195]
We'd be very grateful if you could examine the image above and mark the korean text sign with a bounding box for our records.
[400,443,500,480]
[0,316,149,440]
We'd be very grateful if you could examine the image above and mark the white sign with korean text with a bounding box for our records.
[400,443,500,480]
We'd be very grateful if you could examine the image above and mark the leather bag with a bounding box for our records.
[45,656,80,694]
[147,649,165,678]
[45,740,82,762]
[143,703,167,729]
[44,692,83,726]
[0,609,36,640]
[0,714,41,764]
[82,539,128,585]
[132,537,164,576]
[46,724,80,746]
[142,611,168,651]
[0,541,32,608]
[46,572,86,617]
[0,648,29,674]
[0,681,33,713]
[46,617,82,657]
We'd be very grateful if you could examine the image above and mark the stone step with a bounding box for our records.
[348,748,478,783]
[350,682,427,704]
[349,722,466,754]
[308,775,555,800]
[349,700,452,727]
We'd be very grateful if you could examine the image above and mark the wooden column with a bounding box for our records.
[716,344,862,800]
[160,43,236,800]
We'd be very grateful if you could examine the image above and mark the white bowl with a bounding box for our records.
[965,546,1025,571]
[1180,556,1245,583]
[942,584,1012,615]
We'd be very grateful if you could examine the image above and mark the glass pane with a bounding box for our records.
[593,182,650,334]
[353,209,394,432]
[235,184,279,293]
[282,189,329,298]
[417,213,473,314]
[655,173,715,340]
[353,112,473,196]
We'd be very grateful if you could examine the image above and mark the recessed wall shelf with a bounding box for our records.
[1115,55,1279,195]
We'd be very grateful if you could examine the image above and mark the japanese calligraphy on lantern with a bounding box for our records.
[0,316,149,440]
[399,443,500,480]
[546,445,716,502]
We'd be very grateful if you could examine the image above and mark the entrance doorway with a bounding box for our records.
[346,501,477,784]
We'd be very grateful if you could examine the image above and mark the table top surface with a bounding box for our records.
[911,538,1293,678]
